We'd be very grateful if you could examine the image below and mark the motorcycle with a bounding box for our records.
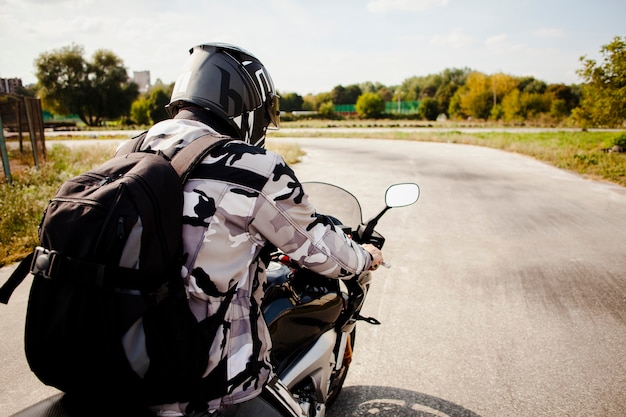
[10,181,420,417]
[262,181,420,416]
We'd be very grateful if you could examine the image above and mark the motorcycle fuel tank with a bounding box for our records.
[263,264,344,363]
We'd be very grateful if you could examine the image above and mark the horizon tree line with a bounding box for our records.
[6,36,624,128]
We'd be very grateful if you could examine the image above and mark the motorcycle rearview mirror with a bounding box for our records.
[359,183,420,242]
[385,183,420,208]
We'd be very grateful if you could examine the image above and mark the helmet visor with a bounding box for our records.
[268,94,280,129]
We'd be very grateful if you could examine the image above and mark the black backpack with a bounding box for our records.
[0,132,234,406]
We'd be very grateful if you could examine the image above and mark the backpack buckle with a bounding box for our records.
[31,246,61,279]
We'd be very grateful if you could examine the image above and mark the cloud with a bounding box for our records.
[429,29,474,48]
[532,28,565,38]
[485,34,508,47]
[2,0,93,6]
[485,34,525,52]
[367,0,448,13]
[397,34,429,43]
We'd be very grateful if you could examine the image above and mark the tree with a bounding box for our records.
[550,99,569,121]
[278,92,304,112]
[358,81,393,101]
[448,91,464,119]
[501,89,522,123]
[302,94,317,111]
[129,84,171,126]
[376,86,394,102]
[434,68,471,117]
[518,77,547,94]
[148,87,171,123]
[574,36,626,127]
[520,92,550,119]
[15,84,38,97]
[331,84,362,104]
[35,44,139,126]
[455,72,494,120]
[400,77,421,101]
[418,97,439,121]
[310,92,332,111]
[491,73,518,105]
[355,93,385,118]
[399,68,471,114]
[130,97,151,125]
[546,83,580,115]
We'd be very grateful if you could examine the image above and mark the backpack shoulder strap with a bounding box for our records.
[117,130,230,182]
[170,133,231,183]
[115,131,148,157]
[0,251,34,304]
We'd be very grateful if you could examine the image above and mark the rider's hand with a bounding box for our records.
[362,243,383,270]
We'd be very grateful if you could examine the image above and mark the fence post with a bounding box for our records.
[0,116,12,185]
[23,98,40,169]
[16,100,24,153]
[34,98,46,159]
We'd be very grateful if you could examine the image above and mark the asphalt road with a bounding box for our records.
[1,137,625,416]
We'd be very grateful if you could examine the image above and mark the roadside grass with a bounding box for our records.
[0,143,120,266]
[270,128,626,186]
[1,127,624,267]
[424,130,626,185]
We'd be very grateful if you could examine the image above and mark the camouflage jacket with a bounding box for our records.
[139,117,372,412]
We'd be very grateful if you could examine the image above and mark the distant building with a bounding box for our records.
[133,71,151,93]
[0,77,23,94]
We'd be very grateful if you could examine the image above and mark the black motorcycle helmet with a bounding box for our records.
[166,43,280,148]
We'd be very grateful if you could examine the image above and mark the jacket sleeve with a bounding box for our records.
[249,154,372,278]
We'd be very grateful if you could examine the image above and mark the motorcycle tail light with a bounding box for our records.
[343,334,353,367]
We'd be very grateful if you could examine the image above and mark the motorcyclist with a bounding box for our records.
[134,43,383,416]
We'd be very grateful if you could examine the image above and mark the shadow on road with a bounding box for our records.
[13,386,481,417]
[327,385,481,417]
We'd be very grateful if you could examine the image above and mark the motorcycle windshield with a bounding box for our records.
[302,182,362,228]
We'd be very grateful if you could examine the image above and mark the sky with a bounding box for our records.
[1,0,624,95]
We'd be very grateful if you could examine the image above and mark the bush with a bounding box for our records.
[418,97,440,121]
[612,133,626,148]
[355,93,385,119]
[318,101,337,118]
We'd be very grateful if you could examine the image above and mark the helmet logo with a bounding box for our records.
[217,66,244,116]
[254,68,271,101]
